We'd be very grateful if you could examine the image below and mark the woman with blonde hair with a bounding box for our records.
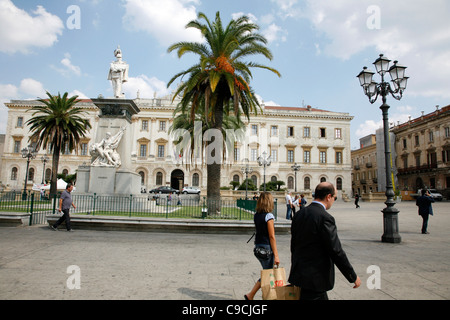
[245,192,280,300]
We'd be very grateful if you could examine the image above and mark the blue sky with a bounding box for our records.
[1,0,449,149]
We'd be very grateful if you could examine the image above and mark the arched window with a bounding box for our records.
[233,174,240,183]
[11,167,18,180]
[320,177,326,182]
[28,168,35,181]
[271,176,277,182]
[336,177,343,190]
[139,171,145,185]
[251,175,257,186]
[45,168,52,182]
[156,172,163,186]
[304,177,310,190]
[192,173,199,187]
[288,176,294,189]
[62,169,68,177]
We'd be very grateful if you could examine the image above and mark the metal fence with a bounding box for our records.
[0,191,277,225]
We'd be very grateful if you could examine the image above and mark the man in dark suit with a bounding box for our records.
[416,189,435,234]
[289,182,361,300]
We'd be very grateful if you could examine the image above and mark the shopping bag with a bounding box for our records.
[261,267,286,300]
[275,284,301,300]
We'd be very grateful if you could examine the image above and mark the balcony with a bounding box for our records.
[366,162,373,168]
[397,163,438,175]
[354,165,360,170]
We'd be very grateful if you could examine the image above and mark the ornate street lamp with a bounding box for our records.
[241,158,253,200]
[291,163,301,193]
[357,54,408,244]
[257,151,272,192]
[41,155,49,184]
[21,145,37,199]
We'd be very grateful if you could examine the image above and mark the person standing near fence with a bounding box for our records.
[51,183,76,232]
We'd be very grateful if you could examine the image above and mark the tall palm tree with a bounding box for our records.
[167,11,280,210]
[26,92,92,196]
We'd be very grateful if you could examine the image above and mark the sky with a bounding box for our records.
[0,0,449,149]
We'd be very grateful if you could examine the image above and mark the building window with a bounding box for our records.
[445,127,450,138]
[139,171,145,185]
[156,172,163,185]
[159,121,166,132]
[14,141,21,153]
[336,151,342,164]
[304,177,310,190]
[319,151,327,163]
[28,168,35,181]
[251,149,258,162]
[158,145,165,158]
[303,150,310,163]
[336,177,343,190]
[414,135,419,146]
[233,174,240,183]
[271,149,277,162]
[335,128,342,139]
[140,144,147,157]
[287,149,294,163]
[251,175,258,186]
[429,130,434,142]
[287,176,294,189]
[402,138,407,149]
[287,126,294,137]
[320,128,326,138]
[11,167,18,180]
[303,127,310,138]
[192,173,200,186]
[251,124,258,135]
[142,120,148,131]
[81,143,88,156]
[271,126,278,136]
[45,168,52,182]
[16,117,23,128]
[320,177,327,182]
[234,147,240,162]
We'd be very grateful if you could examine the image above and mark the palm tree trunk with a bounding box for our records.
[50,145,61,197]
[206,98,224,215]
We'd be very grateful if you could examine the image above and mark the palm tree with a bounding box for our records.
[167,11,280,211]
[26,92,92,196]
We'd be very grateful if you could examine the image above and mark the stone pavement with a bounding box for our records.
[0,200,449,300]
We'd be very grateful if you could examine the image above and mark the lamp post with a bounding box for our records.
[291,162,301,193]
[257,151,272,192]
[41,155,49,184]
[241,158,253,200]
[357,54,408,244]
[21,145,37,199]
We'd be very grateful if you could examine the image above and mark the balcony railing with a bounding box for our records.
[397,163,437,175]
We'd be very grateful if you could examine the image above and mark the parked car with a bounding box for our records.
[149,186,180,194]
[417,188,443,201]
[182,186,201,194]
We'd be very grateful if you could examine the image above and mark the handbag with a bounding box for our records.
[254,246,272,260]
[260,267,286,300]
[275,284,301,300]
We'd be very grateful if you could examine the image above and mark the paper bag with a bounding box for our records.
[275,284,301,300]
[261,267,286,300]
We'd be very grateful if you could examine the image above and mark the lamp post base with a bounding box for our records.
[381,209,401,243]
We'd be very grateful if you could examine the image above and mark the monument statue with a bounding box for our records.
[90,127,126,167]
[108,46,129,98]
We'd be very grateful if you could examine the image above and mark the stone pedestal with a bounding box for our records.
[75,98,141,196]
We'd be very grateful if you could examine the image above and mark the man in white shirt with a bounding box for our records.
[285,192,293,220]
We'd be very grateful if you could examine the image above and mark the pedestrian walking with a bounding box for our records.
[289,182,361,300]
[354,193,360,208]
[285,191,293,220]
[51,183,76,232]
[245,192,280,300]
[416,189,435,234]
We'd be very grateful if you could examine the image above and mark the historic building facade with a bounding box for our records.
[1,93,354,197]
[392,105,450,197]
[351,134,378,196]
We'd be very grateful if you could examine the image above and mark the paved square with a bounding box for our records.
[0,200,449,300]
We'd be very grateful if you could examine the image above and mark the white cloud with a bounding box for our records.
[301,0,450,99]
[263,23,288,44]
[122,0,203,46]
[19,78,46,98]
[68,90,89,99]
[122,75,171,99]
[61,53,82,76]
[0,0,64,54]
